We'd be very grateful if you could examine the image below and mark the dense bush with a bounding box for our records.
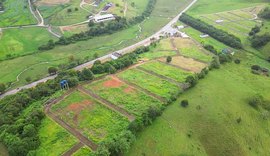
[234,59,241,64]
[179,13,242,49]
[181,100,189,107]
[203,44,218,55]
[0,83,5,94]
[249,25,261,36]
[250,33,270,48]
[259,7,270,19]
[185,75,198,87]
[0,0,4,11]
[248,94,270,111]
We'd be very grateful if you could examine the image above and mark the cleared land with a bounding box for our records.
[158,55,208,73]
[84,76,163,116]
[127,53,270,156]
[139,60,194,82]
[173,38,213,62]
[51,90,130,143]
[35,117,78,156]
[117,68,181,101]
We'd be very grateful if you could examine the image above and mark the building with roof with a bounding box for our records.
[111,52,122,60]
[94,14,115,23]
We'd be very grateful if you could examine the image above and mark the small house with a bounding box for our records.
[111,52,122,60]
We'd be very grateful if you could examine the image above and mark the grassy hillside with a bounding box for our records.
[127,52,270,156]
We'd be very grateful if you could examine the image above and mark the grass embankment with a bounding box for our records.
[127,53,270,156]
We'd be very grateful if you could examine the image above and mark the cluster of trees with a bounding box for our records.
[179,14,242,49]
[38,0,157,51]
[249,25,261,36]
[203,44,218,55]
[250,33,270,48]
[0,0,4,11]
[251,64,269,76]
[248,94,270,111]
[259,7,270,19]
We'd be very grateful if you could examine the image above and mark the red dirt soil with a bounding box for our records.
[68,100,92,112]
[103,77,123,88]
[124,86,135,93]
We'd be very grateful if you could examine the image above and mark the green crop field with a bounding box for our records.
[140,61,194,83]
[0,27,56,60]
[84,76,163,116]
[155,38,175,51]
[51,90,129,143]
[0,0,36,27]
[127,53,270,156]
[118,68,180,101]
[72,146,92,156]
[35,117,78,156]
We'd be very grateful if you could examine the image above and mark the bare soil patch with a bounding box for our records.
[103,76,123,88]
[124,86,135,93]
[68,100,93,112]
[159,56,207,73]
[60,24,89,34]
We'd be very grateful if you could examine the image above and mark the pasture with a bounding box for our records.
[84,76,163,116]
[35,117,78,156]
[127,52,270,156]
[51,90,130,143]
[0,0,36,27]
[139,60,194,83]
[0,27,56,60]
[117,68,180,101]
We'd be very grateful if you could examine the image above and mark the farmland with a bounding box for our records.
[0,0,37,27]
[0,0,193,90]
[139,60,194,82]
[50,90,130,143]
[118,68,180,101]
[85,76,163,116]
[127,52,270,156]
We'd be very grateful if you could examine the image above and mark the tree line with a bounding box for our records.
[0,0,4,11]
[250,33,270,48]
[38,0,157,51]
[179,13,243,49]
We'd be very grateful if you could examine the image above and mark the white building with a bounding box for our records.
[94,14,115,23]
[200,34,209,38]
[111,52,122,60]
[177,25,185,30]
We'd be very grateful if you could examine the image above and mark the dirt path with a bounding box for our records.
[77,86,135,121]
[136,66,182,87]
[44,89,98,151]
[62,142,84,156]
[123,0,128,17]
[115,75,166,103]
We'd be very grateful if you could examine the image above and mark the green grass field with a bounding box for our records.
[84,76,163,116]
[35,117,78,156]
[0,27,56,60]
[127,52,270,156]
[72,146,92,156]
[51,90,129,143]
[118,68,180,101]
[0,0,36,27]
[139,51,177,60]
[140,61,194,82]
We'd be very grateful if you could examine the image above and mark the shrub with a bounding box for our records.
[48,67,58,75]
[248,95,263,109]
[166,56,172,63]
[0,83,6,94]
[185,75,198,87]
[251,65,261,71]
[181,100,189,107]
[234,59,241,64]
[236,117,242,124]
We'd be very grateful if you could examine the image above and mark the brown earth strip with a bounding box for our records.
[156,59,193,72]
[115,75,166,103]
[62,142,84,156]
[77,86,135,121]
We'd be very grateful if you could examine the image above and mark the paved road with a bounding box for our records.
[0,0,197,99]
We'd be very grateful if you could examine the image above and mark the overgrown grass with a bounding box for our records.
[140,61,193,82]
[85,77,163,116]
[72,146,92,156]
[36,117,78,156]
[139,51,177,60]
[51,90,130,143]
[118,68,180,101]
